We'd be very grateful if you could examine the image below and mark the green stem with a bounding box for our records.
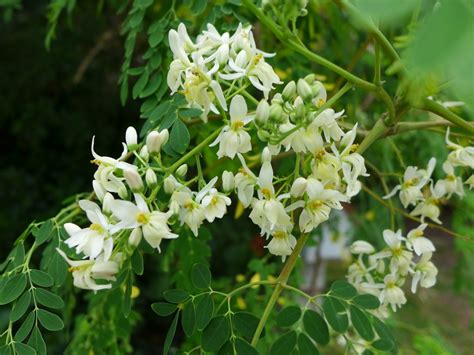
[356,118,388,154]
[251,233,309,346]
[166,127,223,175]
[419,98,474,134]
[241,0,376,91]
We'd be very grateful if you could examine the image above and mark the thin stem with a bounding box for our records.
[418,98,474,134]
[373,41,381,85]
[251,233,309,346]
[356,118,388,154]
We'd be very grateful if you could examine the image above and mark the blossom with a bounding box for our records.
[445,128,474,168]
[410,183,444,224]
[265,230,297,261]
[384,158,436,208]
[110,194,178,251]
[298,178,346,233]
[63,200,114,260]
[234,154,257,207]
[350,241,375,255]
[210,95,253,159]
[170,188,206,236]
[434,161,464,198]
[406,224,435,256]
[465,174,474,189]
[378,274,407,312]
[280,122,324,154]
[196,177,231,222]
[411,252,438,293]
[372,229,412,275]
[57,249,121,291]
[313,109,345,143]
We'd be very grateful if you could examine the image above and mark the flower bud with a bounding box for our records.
[159,129,169,146]
[257,129,271,142]
[255,100,270,125]
[350,241,375,255]
[282,81,296,101]
[291,177,307,197]
[92,180,106,202]
[64,223,80,236]
[125,126,138,150]
[124,168,144,192]
[145,168,157,188]
[176,164,188,177]
[118,184,128,200]
[294,96,305,118]
[163,176,176,194]
[139,146,149,162]
[147,129,169,154]
[222,171,235,192]
[297,78,313,101]
[304,73,316,84]
[269,104,284,123]
[102,192,114,215]
[261,147,272,163]
[272,93,284,104]
[128,228,142,247]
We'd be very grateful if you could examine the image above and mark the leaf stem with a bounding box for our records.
[418,98,474,134]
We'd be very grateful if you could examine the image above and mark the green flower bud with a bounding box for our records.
[297,79,313,101]
[257,129,271,142]
[269,104,284,123]
[256,100,270,125]
[304,73,316,84]
[282,81,296,101]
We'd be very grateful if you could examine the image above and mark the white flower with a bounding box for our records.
[57,249,121,291]
[280,122,324,154]
[234,154,257,207]
[110,194,178,251]
[347,259,375,285]
[125,126,138,150]
[384,158,436,208]
[196,177,231,222]
[210,95,253,159]
[298,178,346,233]
[406,224,435,256]
[379,274,407,312]
[350,241,375,255]
[63,200,114,260]
[465,174,474,189]
[265,230,297,261]
[123,168,144,192]
[290,177,307,198]
[249,156,292,236]
[313,109,344,142]
[410,184,444,224]
[434,161,464,198]
[445,128,474,168]
[310,149,341,188]
[411,252,438,293]
[372,229,412,275]
[170,189,205,236]
[146,129,169,154]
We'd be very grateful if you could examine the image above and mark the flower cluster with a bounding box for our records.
[384,129,473,224]
[58,23,368,290]
[167,23,281,119]
[347,226,438,315]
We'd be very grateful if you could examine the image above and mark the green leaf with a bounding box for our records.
[350,305,374,341]
[195,294,214,330]
[168,120,190,154]
[148,31,164,47]
[276,306,302,328]
[191,263,211,289]
[302,310,329,345]
[372,317,395,351]
[270,331,297,355]
[372,338,394,351]
[160,111,178,131]
[191,0,207,14]
[133,70,149,99]
[48,251,68,286]
[0,345,11,355]
[298,333,319,355]
[201,316,230,352]
[181,300,196,337]
[352,294,380,310]
[0,274,27,305]
[12,244,25,267]
[29,270,54,288]
[139,73,162,98]
[27,327,46,355]
[163,311,179,355]
[151,302,178,317]
[10,291,31,322]
[37,309,64,331]
[234,338,259,355]
[32,220,54,245]
[233,312,262,340]
[322,297,349,333]
[123,273,133,317]
[179,108,203,118]
[34,288,64,309]
[330,280,357,299]
[163,289,190,304]
[131,250,144,275]
[13,343,35,355]
[14,311,35,342]
[120,78,129,106]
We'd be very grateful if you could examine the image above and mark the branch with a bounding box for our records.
[418,99,474,134]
